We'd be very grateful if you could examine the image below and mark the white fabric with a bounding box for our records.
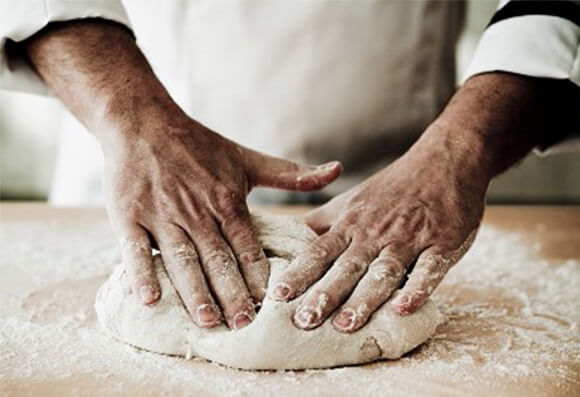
[463,0,580,155]
[0,0,131,94]
[1,1,578,204]
[464,0,580,86]
[0,0,464,205]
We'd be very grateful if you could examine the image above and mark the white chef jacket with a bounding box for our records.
[1,0,579,205]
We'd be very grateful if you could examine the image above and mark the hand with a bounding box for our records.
[20,19,343,331]
[104,111,342,330]
[23,16,577,334]
[269,121,488,333]
[268,69,580,333]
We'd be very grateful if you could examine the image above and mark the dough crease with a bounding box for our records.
[95,212,442,370]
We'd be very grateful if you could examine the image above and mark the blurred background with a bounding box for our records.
[1,0,579,204]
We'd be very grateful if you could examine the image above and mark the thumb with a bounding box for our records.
[246,151,342,192]
[304,189,353,234]
[304,205,333,235]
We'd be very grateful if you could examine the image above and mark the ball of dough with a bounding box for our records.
[95,213,442,370]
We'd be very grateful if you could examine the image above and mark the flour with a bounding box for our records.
[1,214,579,396]
[95,213,441,370]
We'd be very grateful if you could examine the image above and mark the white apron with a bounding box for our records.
[23,1,468,205]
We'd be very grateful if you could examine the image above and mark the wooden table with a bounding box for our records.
[1,203,579,396]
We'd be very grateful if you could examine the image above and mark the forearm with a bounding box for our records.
[21,19,183,141]
[419,72,580,181]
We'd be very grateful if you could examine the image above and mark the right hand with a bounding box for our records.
[102,108,342,330]
[19,18,342,331]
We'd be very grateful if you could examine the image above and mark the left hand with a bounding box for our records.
[268,120,489,333]
[267,71,579,333]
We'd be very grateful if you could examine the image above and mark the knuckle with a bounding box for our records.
[392,203,430,234]
[226,222,257,246]
[121,240,150,261]
[341,210,361,226]
[383,260,405,278]
[366,219,398,240]
[367,223,387,239]
[379,242,409,261]
[370,259,405,282]
[408,289,431,305]
[306,242,330,261]
[172,244,198,262]
[310,232,345,259]
[166,257,195,280]
[238,249,266,265]
[215,188,245,215]
[336,256,366,276]
[205,250,236,275]
[419,250,457,274]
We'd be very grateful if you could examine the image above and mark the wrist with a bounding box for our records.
[93,85,190,148]
[410,120,494,191]
[420,72,554,181]
[22,19,191,148]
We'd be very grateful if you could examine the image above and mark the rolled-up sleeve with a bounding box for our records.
[0,0,132,95]
[463,0,580,154]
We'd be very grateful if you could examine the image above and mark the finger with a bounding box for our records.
[191,220,256,330]
[119,224,160,305]
[391,230,477,315]
[218,203,269,303]
[304,188,357,234]
[155,224,222,328]
[269,229,349,302]
[332,243,416,333]
[292,243,377,330]
[245,150,342,191]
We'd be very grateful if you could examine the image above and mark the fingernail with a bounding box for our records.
[391,294,410,315]
[293,292,329,329]
[139,285,159,305]
[271,283,292,301]
[197,304,221,327]
[333,308,355,331]
[320,161,338,170]
[293,306,318,329]
[232,312,253,330]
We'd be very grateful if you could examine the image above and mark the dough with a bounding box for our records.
[95,213,442,370]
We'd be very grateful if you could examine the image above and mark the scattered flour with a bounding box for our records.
[0,217,579,396]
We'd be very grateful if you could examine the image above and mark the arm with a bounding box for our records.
[269,0,580,332]
[0,0,130,93]
[464,0,580,152]
[268,72,579,332]
[21,19,342,330]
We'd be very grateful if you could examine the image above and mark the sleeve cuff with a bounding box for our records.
[463,15,580,86]
[0,0,132,95]
[464,2,580,155]
[535,136,580,156]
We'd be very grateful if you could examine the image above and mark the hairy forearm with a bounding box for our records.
[421,72,580,182]
[22,19,183,140]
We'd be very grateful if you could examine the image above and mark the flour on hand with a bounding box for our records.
[95,212,441,370]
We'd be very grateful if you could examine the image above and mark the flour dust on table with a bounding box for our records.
[95,212,442,370]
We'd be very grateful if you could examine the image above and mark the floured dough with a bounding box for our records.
[95,212,442,370]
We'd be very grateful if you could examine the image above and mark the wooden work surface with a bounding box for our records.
[0,203,579,396]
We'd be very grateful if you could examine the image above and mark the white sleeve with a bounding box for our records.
[0,0,132,95]
[464,0,580,85]
[463,0,580,154]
